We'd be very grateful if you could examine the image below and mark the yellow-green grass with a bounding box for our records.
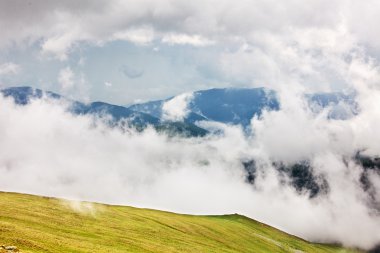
[0,191,361,253]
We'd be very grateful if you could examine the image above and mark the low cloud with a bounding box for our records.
[0,83,379,249]
[162,92,193,121]
[61,199,101,217]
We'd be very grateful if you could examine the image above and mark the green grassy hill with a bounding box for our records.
[0,192,361,253]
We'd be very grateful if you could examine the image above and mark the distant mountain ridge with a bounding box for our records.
[130,87,356,125]
[1,86,356,136]
[0,86,207,137]
[129,88,279,126]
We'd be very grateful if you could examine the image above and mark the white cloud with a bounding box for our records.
[104,81,112,87]
[0,63,21,76]
[162,92,193,121]
[42,34,76,61]
[2,0,380,62]
[58,66,74,91]
[57,67,90,101]
[161,33,214,46]
[111,26,155,45]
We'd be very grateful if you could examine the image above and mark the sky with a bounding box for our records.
[1,0,380,104]
[1,1,380,250]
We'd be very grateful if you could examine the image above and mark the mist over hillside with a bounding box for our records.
[0,85,379,250]
[1,1,380,252]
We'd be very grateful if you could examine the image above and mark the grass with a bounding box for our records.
[0,191,362,253]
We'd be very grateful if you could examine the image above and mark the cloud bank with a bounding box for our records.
[2,0,380,61]
[0,80,380,250]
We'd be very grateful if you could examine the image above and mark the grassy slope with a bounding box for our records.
[0,192,361,253]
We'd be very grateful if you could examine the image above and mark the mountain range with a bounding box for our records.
[0,86,356,137]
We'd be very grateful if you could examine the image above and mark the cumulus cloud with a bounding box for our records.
[1,0,380,62]
[162,92,193,121]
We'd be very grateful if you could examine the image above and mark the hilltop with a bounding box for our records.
[0,192,361,253]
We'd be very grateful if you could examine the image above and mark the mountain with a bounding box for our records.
[0,86,62,104]
[0,86,356,136]
[0,191,362,253]
[0,86,160,126]
[189,88,279,125]
[0,86,207,137]
[130,88,356,126]
[129,88,279,126]
[72,101,160,128]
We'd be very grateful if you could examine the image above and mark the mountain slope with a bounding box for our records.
[0,192,361,253]
[190,88,279,125]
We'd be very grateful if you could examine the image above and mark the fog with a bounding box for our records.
[162,92,193,121]
[1,0,380,251]
[0,82,379,250]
